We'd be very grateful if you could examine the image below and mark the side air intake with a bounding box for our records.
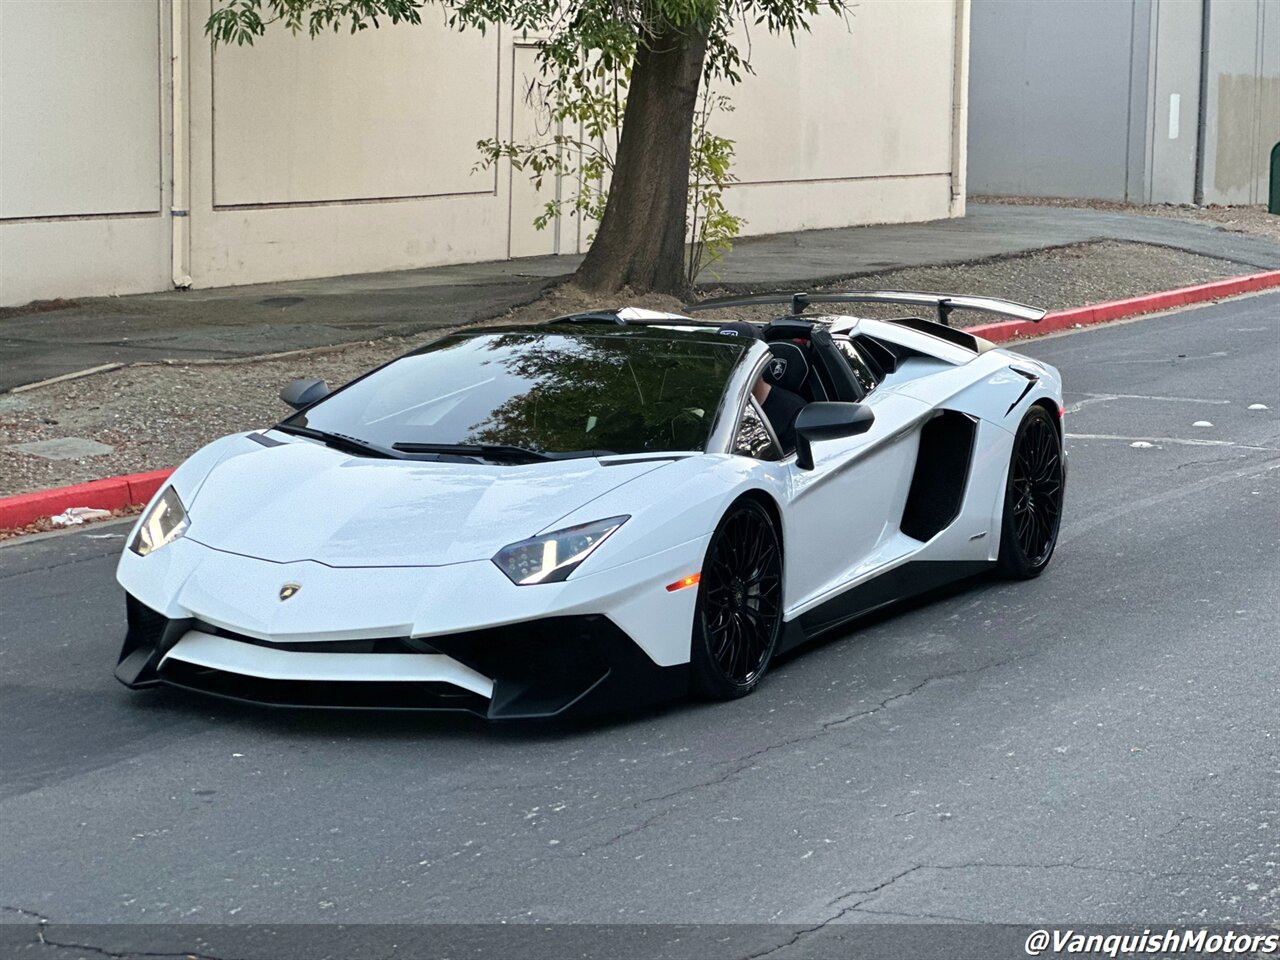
[901,411,978,542]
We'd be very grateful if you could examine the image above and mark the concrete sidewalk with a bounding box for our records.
[3,203,1279,393]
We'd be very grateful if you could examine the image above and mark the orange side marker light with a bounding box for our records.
[665,573,701,592]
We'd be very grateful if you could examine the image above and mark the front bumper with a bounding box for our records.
[116,595,687,719]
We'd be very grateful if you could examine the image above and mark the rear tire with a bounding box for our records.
[690,499,784,700]
[997,405,1064,579]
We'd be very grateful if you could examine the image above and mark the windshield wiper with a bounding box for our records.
[391,442,550,463]
[273,424,402,460]
[391,443,615,464]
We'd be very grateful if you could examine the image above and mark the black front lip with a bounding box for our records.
[116,597,687,720]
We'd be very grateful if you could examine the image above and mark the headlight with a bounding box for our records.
[492,516,628,585]
[129,487,190,557]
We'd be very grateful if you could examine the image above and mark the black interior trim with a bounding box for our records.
[762,317,816,342]
[808,327,866,403]
[852,335,905,375]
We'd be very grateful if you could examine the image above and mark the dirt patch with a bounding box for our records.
[0,298,81,321]
[0,242,1253,498]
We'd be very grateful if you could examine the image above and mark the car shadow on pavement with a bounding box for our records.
[770,570,1000,668]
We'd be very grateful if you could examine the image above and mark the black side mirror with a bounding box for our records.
[794,401,875,470]
[280,378,329,411]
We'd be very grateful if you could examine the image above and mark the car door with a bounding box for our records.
[779,344,933,621]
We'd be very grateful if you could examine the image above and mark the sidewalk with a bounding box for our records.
[3,203,1280,394]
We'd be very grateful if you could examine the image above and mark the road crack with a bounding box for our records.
[577,653,1037,855]
[2,904,50,923]
[3,906,234,960]
[748,856,1231,958]
[36,928,235,960]
[742,864,931,960]
[34,927,236,960]
[0,550,117,583]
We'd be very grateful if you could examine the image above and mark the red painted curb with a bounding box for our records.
[968,269,1280,344]
[0,468,173,531]
[4,269,1280,532]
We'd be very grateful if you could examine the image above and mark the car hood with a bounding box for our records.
[185,437,667,567]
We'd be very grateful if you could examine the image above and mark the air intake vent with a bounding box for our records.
[901,411,978,542]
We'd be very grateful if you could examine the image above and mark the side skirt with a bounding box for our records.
[781,559,995,649]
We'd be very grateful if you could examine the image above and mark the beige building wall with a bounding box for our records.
[189,7,512,288]
[1202,0,1280,206]
[0,0,172,305]
[721,0,967,235]
[0,0,969,307]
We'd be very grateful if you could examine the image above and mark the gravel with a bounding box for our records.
[0,239,1254,498]
[694,238,1252,323]
[0,284,682,499]
[972,196,1280,243]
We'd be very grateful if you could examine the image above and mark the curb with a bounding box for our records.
[4,269,1280,532]
[0,469,172,531]
[967,269,1280,343]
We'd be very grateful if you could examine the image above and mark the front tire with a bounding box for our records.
[997,405,1064,579]
[690,499,784,700]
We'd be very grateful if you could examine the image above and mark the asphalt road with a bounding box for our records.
[1,293,1277,958]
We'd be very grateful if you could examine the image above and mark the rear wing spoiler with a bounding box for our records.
[687,291,1047,327]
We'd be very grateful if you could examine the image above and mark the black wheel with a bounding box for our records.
[998,405,1064,579]
[691,499,784,700]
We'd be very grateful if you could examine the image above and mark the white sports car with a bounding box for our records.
[115,292,1066,718]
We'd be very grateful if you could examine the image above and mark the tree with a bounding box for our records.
[473,61,744,286]
[207,0,848,296]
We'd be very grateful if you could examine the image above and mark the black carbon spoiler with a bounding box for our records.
[687,291,1048,327]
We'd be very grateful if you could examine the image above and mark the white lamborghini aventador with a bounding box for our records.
[115,292,1066,718]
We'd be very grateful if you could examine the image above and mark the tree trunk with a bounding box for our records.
[572,25,709,296]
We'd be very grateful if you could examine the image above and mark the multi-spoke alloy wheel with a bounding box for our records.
[998,406,1065,578]
[691,499,784,699]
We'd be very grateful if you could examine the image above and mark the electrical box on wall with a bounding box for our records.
[1271,142,1280,215]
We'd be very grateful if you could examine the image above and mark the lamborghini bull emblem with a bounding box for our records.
[278,583,302,602]
[768,357,788,381]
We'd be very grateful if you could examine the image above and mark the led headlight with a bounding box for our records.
[129,487,190,557]
[492,516,628,585]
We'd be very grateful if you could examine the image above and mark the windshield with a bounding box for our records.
[283,329,747,456]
